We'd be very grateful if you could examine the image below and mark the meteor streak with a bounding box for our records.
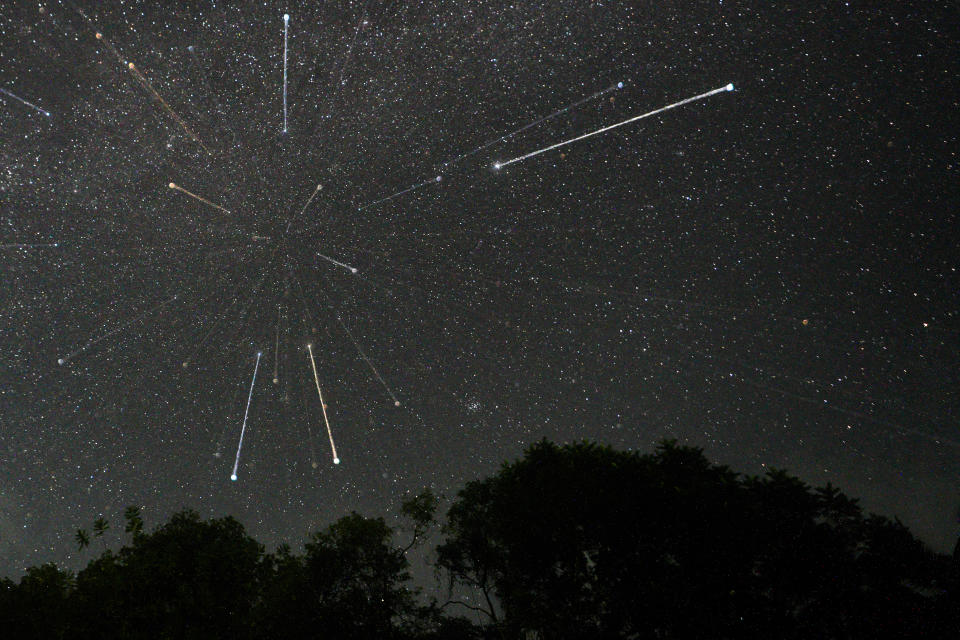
[494,83,734,169]
[307,343,340,464]
[186,44,237,148]
[292,269,401,407]
[80,14,211,154]
[168,182,232,214]
[58,294,179,365]
[358,176,442,211]
[0,88,51,117]
[328,306,401,407]
[284,184,322,234]
[317,252,358,274]
[273,304,281,384]
[444,81,624,167]
[1,243,59,249]
[231,351,262,481]
[126,61,211,154]
[283,13,290,133]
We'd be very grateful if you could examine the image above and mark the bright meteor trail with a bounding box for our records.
[168,182,232,214]
[282,13,290,133]
[317,252,358,274]
[231,351,262,481]
[0,88,51,117]
[494,83,735,169]
[307,343,340,464]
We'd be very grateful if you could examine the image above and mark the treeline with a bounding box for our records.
[3,440,959,638]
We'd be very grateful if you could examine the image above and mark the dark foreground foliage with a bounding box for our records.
[3,440,959,639]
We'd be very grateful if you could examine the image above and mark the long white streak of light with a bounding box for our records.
[317,252,358,274]
[283,13,290,132]
[495,83,734,169]
[307,343,340,464]
[0,87,51,116]
[231,351,262,481]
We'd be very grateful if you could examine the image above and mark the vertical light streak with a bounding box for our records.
[231,351,262,481]
[283,13,290,132]
[307,343,340,464]
[273,304,281,384]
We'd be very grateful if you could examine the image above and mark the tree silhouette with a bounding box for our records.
[0,563,73,639]
[437,439,956,639]
[70,510,263,639]
[92,516,109,538]
[255,510,430,639]
[74,529,90,552]
[1,441,957,638]
[123,506,144,540]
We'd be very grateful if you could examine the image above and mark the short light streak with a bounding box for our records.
[168,182,232,214]
[358,175,442,212]
[1,242,59,249]
[494,83,734,169]
[0,88,51,117]
[444,81,624,168]
[58,294,179,365]
[273,304,282,384]
[282,13,290,133]
[317,252,358,274]
[297,380,319,469]
[307,343,340,464]
[284,184,322,234]
[231,351,262,481]
[316,12,368,121]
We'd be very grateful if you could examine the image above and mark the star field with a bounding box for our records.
[1,0,958,577]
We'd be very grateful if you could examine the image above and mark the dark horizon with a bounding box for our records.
[4,440,959,639]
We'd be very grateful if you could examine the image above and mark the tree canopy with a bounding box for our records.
[438,440,960,638]
[2,440,958,639]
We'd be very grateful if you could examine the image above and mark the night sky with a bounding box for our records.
[1,1,958,578]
